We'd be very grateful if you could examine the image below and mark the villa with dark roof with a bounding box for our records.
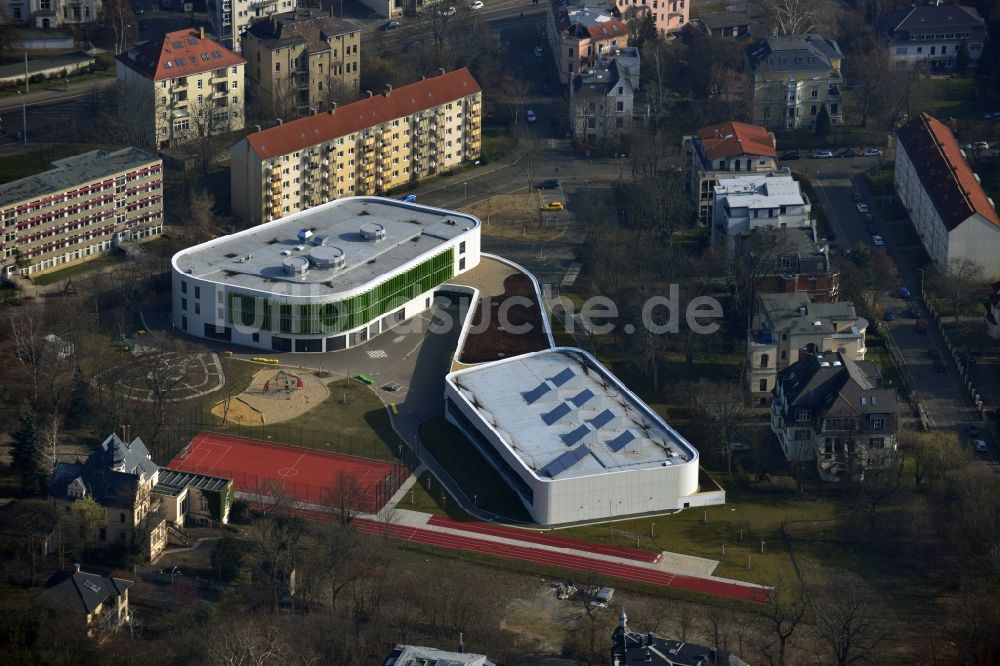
[882,4,987,72]
[747,34,845,130]
[116,27,246,149]
[895,113,1000,279]
[683,120,779,225]
[37,566,133,636]
[547,0,629,85]
[49,433,232,560]
[771,352,898,482]
[570,60,634,150]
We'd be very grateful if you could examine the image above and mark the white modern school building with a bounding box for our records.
[445,348,725,525]
[171,196,480,352]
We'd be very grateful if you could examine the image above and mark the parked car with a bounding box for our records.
[526,109,537,123]
[542,201,564,211]
[534,45,543,57]
[400,194,417,203]
[838,149,860,158]
[934,358,947,372]
[780,151,801,160]
[905,306,919,319]
[380,20,400,30]
[884,309,896,321]
[862,212,874,222]
[470,0,484,8]
[814,150,834,159]
[975,439,989,453]
[872,234,885,247]
[730,441,751,454]
[536,178,560,190]
[864,149,883,157]
[900,287,911,299]
[856,202,870,213]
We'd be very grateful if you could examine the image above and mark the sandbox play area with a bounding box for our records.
[211,367,330,425]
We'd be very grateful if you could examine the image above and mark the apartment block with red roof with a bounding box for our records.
[230,68,482,224]
[612,0,689,37]
[116,28,247,149]
[547,1,629,85]
[682,121,780,225]
[895,113,1000,280]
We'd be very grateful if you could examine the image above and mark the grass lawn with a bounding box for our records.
[418,416,532,522]
[865,168,895,197]
[915,76,986,118]
[0,143,113,184]
[556,480,845,586]
[866,348,909,400]
[896,244,930,272]
[30,252,128,286]
[219,378,401,461]
[403,470,473,520]
[465,193,558,242]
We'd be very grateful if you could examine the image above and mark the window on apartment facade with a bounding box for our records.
[759,379,767,391]
[811,105,817,115]
[830,104,838,115]
[616,101,624,111]
[870,417,885,431]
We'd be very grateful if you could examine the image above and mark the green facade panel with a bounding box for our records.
[226,248,454,335]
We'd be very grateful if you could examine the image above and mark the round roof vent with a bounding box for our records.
[309,245,345,270]
[282,256,309,276]
[360,222,386,241]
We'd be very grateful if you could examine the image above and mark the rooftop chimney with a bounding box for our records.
[385,83,392,97]
[74,563,81,573]
[199,26,205,40]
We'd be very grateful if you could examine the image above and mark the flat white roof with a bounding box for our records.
[172,197,478,297]
[714,173,805,209]
[448,348,696,481]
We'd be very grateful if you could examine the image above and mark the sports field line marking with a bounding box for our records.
[281,450,308,480]
[201,443,233,474]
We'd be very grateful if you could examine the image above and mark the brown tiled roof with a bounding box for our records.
[117,28,245,82]
[896,112,1000,232]
[244,10,354,54]
[698,121,776,160]
[585,18,628,41]
[246,68,481,160]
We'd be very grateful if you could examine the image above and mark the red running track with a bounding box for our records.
[354,519,768,603]
[427,515,661,564]
[168,431,398,510]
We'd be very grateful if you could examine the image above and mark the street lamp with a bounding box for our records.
[16,90,26,146]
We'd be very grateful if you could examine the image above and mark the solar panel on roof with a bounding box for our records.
[523,382,552,405]
[83,580,101,593]
[569,388,595,407]
[590,409,615,429]
[607,430,637,453]
[542,402,572,425]
[541,446,591,478]
[561,424,591,446]
[550,367,575,386]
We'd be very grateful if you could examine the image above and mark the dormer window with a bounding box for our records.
[871,417,885,431]
[796,408,810,422]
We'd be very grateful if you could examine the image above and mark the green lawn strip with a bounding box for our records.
[554,482,835,586]
[0,143,114,183]
[30,252,129,286]
[418,416,532,522]
[916,77,983,117]
[865,349,908,400]
[403,470,473,520]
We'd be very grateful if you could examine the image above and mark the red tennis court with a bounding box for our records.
[168,431,405,513]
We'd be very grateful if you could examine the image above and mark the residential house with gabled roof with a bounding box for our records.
[37,566,133,636]
[695,10,755,39]
[683,120,779,224]
[230,68,482,224]
[748,291,865,406]
[243,8,361,119]
[895,112,1000,280]
[746,34,845,130]
[49,433,233,560]
[612,0,689,37]
[739,226,840,304]
[547,0,629,85]
[116,27,246,149]
[771,351,898,481]
[611,610,750,666]
[882,4,987,72]
[383,644,497,666]
[570,59,634,150]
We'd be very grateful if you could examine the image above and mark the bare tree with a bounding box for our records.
[103,0,137,55]
[813,576,888,666]
[901,429,967,488]
[207,616,291,666]
[325,469,365,525]
[928,257,985,322]
[761,0,826,36]
[755,579,808,666]
[691,380,746,473]
[8,310,45,403]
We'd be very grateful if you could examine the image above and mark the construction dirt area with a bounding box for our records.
[211,367,330,425]
[464,194,563,242]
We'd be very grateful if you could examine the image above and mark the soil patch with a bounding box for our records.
[464,193,562,242]
[212,367,329,424]
[459,273,551,363]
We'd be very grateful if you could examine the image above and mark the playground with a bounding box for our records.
[104,350,225,402]
[211,367,329,425]
[168,431,406,513]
